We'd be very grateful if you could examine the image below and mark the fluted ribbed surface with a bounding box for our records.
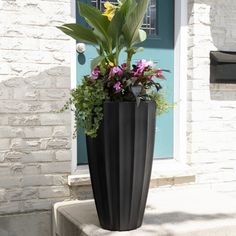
[86,101,156,231]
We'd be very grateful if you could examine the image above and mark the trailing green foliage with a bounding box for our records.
[61,77,108,138]
[148,91,174,116]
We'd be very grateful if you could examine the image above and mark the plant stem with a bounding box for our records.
[126,49,133,70]
[115,46,120,66]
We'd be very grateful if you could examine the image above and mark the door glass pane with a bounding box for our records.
[143,0,157,36]
[90,0,157,36]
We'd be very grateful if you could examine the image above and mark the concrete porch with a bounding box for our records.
[53,187,236,236]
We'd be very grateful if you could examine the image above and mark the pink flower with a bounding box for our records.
[91,66,100,79]
[121,63,127,68]
[113,81,122,91]
[134,59,153,76]
[109,66,123,79]
[154,69,165,79]
[137,59,153,69]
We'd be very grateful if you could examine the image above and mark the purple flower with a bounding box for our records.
[154,68,165,79]
[91,66,100,79]
[133,60,153,77]
[109,66,123,78]
[137,59,153,68]
[113,81,122,91]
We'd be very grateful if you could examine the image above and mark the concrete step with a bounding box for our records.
[68,160,196,201]
[53,188,236,236]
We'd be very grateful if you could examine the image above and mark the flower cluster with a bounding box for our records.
[90,60,165,101]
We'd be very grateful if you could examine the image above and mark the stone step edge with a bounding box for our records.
[68,174,195,188]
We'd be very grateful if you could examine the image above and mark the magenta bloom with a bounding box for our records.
[109,66,123,78]
[134,59,153,76]
[154,69,164,79]
[137,59,153,69]
[113,81,122,91]
[121,63,127,68]
[91,66,100,79]
[147,75,153,80]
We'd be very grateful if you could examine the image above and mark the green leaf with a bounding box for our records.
[135,29,147,44]
[91,55,105,70]
[122,0,150,47]
[57,24,98,44]
[135,46,144,52]
[108,0,132,48]
[78,2,110,43]
[118,0,126,4]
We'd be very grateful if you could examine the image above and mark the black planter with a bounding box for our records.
[86,101,156,231]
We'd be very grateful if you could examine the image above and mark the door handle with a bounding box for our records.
[76,43,86,54]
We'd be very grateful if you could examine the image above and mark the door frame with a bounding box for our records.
[71,0,188,174]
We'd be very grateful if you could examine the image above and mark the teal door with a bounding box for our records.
[77,0,174,164]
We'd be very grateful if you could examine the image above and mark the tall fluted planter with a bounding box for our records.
[86,101,156,231]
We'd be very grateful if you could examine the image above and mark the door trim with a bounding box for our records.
[173,0,188,163]
[71,0,188,173]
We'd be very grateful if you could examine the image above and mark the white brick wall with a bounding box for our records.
[1,0,236,217]
[188,0,236,192]
[0,0,73,215]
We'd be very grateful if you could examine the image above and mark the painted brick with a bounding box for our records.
[22,150,54,163]
[0,202,22,215]
[4,151,25,161]
[0,127,22,138]
[52,126,71,137]
[0,116,8,126]
[0,152,5,162]
[23,199,53,211]
[56,77,71,88]
[39,89,69,101]
[0,139,10,150]
[22,175,54,187]
[0,177,22,189]
[41,162,70,174]
[0,189,6,202]
[46,138,70,149]
[53,175,68,185]
[8,115,41,126]
[13,88,40,100]
[38,186,70,199]
[23,164,41,175]
[188,0,236,188]
[5,188,38,201]
[0,0,72,217]
[55,150,71,161]
[40,113,70,126]
[23,127,53,138]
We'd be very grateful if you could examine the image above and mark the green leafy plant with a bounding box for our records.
[58,0,173,137]
[57,0,149,69]
[61,77,108,138]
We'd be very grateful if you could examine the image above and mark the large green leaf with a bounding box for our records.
[78,2,110,43]
[132,29,147,46]
[57,24,98,44]
[91,55,105,70]
[122,0,150,47]
[108,0,132,49]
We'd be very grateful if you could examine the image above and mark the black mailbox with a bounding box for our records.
[210,51,236,83]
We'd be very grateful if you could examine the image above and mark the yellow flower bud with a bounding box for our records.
[104,1,115,9]
[102,1,116,21]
